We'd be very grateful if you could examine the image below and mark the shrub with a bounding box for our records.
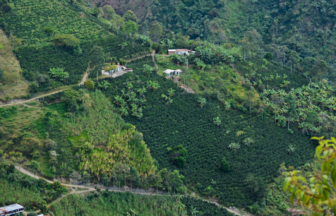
[264,52,273,60]
[85,79,94,90]
[28,83,38,93]
[172,145,188,168]
[52,34,80,47]
[221,157,230,172]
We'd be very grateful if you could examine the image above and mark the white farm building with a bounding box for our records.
[168,49,195,56]
[0,204,25,216]
[163,69,182,77]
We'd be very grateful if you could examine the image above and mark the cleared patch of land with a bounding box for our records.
[0,30,28,100]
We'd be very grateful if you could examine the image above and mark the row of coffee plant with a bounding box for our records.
[4,0,109,45]
[99,66,316,207]
[16,35,149,86]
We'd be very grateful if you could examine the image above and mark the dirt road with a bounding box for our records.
[14,165,249,216]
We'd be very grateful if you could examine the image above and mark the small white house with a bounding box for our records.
[102,65,124,75]
[0,204,25,216]
[163,69,182,77]
[168,49,195,56]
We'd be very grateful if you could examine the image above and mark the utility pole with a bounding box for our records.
[186,58,188,69]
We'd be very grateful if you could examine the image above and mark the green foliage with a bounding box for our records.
[61,89,82,112]
[3,0,109,45]
[221,157,230,172]
[264,53,273,60]
[262,82,336,136]
[284,136,336,216]
[172,145,188,168]
[103,5,115,20]
[123,10,138,23]
[150,21,163,43]
[65,90,156,181]
[0,164,67,209]
[4,0,149,86]
[101,60,316,207]
[52,34,80,47]
[124,20,138,34]
[50,191,234,216]
[85,79,94,90]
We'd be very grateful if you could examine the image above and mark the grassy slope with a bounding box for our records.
[101,57,316,208]
[0,30,28,100]
[155,55,260,105]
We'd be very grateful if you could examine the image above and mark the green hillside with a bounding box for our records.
[1,0,150,88]
[99,57,316,207]
[4,0,109,45]
[50,192,235,216]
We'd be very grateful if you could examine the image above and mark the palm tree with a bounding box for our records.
[115,95,123,106]
[198,97,206,108]
[98,80,110,90]
[229,143,240,152]
[243,137,254,146]
[168,88,175,97]
[129,209,138,216]
[127,82,133,91]
[287,144,295,154]
[120,106,128,116]
[137,87,147,99]
[213,117,221,126]
[191,206,199,216]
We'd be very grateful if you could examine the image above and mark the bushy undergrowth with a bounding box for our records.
[99,59,316,207]
[50,191,234,216]
[235,58,309,91]
[0,164,67,211]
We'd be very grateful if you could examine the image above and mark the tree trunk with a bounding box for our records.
[288,118,290,130]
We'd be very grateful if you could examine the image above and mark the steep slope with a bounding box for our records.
[100,57,316,208]
[2,0,150,87]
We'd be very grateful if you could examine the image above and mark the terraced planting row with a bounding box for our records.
[5,0,108,45]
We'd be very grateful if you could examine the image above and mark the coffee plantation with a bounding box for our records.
[97,57,316,207]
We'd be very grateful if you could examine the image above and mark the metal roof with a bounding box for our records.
[163,69,182,74]
[0,203,24,212]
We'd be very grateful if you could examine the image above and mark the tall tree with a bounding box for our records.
[89,45,105,74]
[103,5,115,20]
[288,51,300,73]
[150,21,163,43]
[124,20,138,34]
[123,10,138,23]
